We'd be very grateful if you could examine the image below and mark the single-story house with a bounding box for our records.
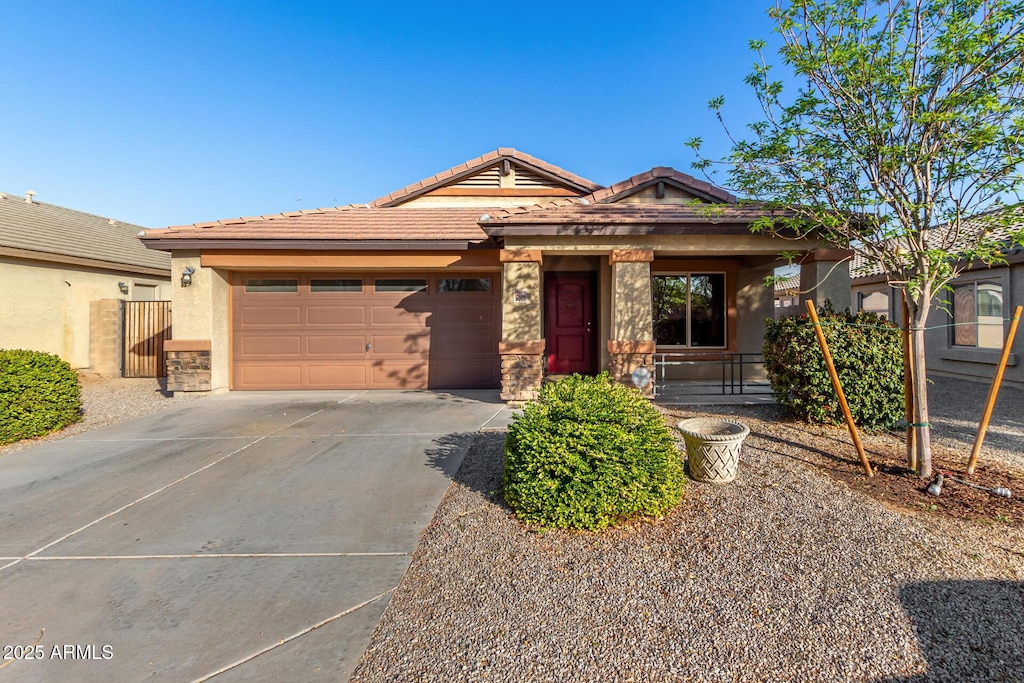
[0,191,171,370]
[851,206,1023,389]
[140,149,846,400]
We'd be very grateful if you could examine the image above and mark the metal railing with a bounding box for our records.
[652,352,770,397]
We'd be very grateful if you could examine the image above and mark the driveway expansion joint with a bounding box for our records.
[0,407,327,574]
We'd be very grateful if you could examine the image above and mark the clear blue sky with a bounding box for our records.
[0,1,783,228]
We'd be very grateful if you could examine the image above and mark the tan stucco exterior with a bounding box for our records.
[500,259,543,344]
[169,252,231,391]
[0,255,170,369]
[610,260,654,342]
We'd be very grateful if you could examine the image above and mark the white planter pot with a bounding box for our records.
[677,418,750,483]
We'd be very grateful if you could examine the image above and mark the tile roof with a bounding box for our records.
[139,156,755,249]
[483,201,787,225]
[370,148,603,207]
[141,206,493,245]
[850,205,1024,281]
[0,191,169,272]
[587,167,736,204]
[773,273,800,293]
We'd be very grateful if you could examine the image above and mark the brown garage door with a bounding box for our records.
[231,273,500,390]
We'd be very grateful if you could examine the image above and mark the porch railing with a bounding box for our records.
[652,352,771,398]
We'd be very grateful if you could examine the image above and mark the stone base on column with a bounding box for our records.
[499,341,545,402]
[165,340,212,392]
[607,341,656,397]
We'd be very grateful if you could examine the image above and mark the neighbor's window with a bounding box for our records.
[438,278,491,292]
[375,278,427,293]
[652,273,726,347]
[858,290,890,319]
[952,280,1004,349]
[245,279,298,293]
[311,279,362,293]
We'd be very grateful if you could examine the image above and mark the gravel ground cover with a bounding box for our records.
[3,373,1020,680]
[351,377,1024,682]
[0,372,206,457]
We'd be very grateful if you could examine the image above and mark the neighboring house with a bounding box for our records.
[139,148,845,400]
[773,272,801,319]
[850,206,1023,389]
[0,191,171,370]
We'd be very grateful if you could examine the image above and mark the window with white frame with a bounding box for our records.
[652,273,726,347]
[952,280,1004,349]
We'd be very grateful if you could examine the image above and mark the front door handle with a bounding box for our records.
[365,343,371,352]
[586,321,592,333]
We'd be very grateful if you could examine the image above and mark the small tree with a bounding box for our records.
[689,0,1024,477]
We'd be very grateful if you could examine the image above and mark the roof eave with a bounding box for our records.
[140,238,496,252]
[479,222,761,237]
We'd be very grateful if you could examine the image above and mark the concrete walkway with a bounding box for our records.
[0,390,515,682]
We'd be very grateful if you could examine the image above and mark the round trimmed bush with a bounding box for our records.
[0,349,82,446]
[763,304,903,430]
[502,373,685,530]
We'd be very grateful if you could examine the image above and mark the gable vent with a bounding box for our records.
[513,166,558,188]
[454,167,502,188]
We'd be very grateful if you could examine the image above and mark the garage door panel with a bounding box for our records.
[433,303,496,325]
[239,306,302,327]
[432,332,495,358]
[235,364,303,390]
[306,335,368,356]
[370,332,430,356]
[370,361,428,389]
[306,305,366,326]
[370,305,430,326]
[432,360,499,388]
[237,335,303,358]
[306,363,367,387]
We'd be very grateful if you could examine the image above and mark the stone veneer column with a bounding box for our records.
[608,249,656,396]
[499,250,544,402]
[164,339,212,392]
[799,248,853,312]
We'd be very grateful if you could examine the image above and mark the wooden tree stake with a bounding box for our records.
[805,300,873,477]
[967,304,1022,475]
[902,294,916,471]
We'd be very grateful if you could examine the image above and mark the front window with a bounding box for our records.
[952,280,1003,349]
[652,273,726,347]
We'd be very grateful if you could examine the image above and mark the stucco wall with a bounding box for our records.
[169,253,231,391]
[800,257,852,312]
[0,255,170,369]
[500,260,543,344]
[737,261,776,356]
[610,260,654,341]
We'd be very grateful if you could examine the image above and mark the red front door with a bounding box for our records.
[545,273,596,374]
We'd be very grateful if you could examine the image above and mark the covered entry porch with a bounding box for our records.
[486,223,847,403]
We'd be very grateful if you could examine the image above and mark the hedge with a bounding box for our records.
[502,373,685,530]
[0,349,82,446]
[763,304,904,430]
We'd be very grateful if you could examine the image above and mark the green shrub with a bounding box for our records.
[0,349,82,446]
[763,304,903,430]
[502,373,685,531]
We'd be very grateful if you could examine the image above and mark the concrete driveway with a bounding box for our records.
[0,390,514,682]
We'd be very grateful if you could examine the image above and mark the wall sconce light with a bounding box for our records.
[118,281,129,295]
[181,266,195,287]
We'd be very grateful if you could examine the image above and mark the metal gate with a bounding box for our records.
[122,301,172,378]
